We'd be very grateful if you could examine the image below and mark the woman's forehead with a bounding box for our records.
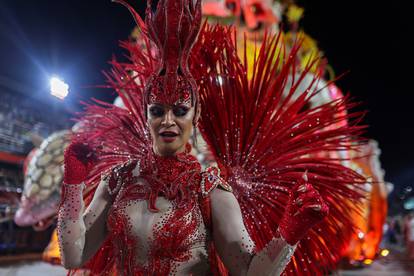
[148,102,192,108]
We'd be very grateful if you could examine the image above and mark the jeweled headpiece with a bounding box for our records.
[115,0,202,119]
[146,0,202,107]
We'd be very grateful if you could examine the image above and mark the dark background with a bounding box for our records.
[0,1,408,212]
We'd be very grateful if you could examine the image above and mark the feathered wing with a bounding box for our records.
[76,36,157,201]
[190,24,367,275]
[68,36,157,274]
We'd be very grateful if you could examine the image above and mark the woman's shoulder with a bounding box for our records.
[200,166,233,197]
[102,159,141,196]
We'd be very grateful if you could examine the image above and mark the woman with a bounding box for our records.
[58,0,365,275]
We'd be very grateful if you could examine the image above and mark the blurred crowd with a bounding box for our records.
[0,92,69,155]
[0,91,71,255]
[0,167,23,192]
[382,213,414,260]
[404,213,414,259]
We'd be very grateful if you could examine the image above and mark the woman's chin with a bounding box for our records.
[156,144,183,156]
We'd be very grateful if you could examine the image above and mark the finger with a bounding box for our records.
[297,184,307,193]
[294,190,319,206]
[296,183,313,194]
[300,202,329,218]
[302,170,308,182]
[301,196,323,209]
[293,193,308,207]
[294,203,327,217]
[319,203,329,216]
[308,204,322,211]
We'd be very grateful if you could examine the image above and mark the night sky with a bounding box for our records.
[0,1,408,207]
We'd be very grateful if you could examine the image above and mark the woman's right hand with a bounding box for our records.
[64,142,96,184]
[59,141,110,269]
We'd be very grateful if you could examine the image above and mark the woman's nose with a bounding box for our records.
[161,110,176,126]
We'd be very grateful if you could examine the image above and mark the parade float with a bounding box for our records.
[8,0,388,270]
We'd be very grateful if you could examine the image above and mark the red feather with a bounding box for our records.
[190,24,367,275]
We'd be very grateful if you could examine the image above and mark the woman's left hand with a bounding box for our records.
[279,172,329,245]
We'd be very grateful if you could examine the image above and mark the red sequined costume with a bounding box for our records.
[57,0,367,275]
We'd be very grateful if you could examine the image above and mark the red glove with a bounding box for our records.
[63,142,96,184]
[279,172,329,245]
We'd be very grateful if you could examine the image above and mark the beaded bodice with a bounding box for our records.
[104,153,213,275]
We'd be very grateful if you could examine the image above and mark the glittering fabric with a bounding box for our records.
[60,152,228,275]
[57,183,85,268]
[104,154,210,275]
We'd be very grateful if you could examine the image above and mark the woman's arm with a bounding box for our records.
[210,188,295,276]
[57,142,112,269]
[210,173,328,276]
[57,178,112,269]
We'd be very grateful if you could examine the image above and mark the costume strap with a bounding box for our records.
[198,180,229,276]
[200,166,233,197]
[101,160,141,201]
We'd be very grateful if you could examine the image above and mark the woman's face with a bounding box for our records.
[147,103,195,156]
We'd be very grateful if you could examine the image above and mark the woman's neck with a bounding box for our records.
[152,144,189,157]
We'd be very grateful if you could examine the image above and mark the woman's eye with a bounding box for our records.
[149,106,165,117]
[173,106,189,117]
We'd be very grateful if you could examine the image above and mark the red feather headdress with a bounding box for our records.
[115,0,202,122]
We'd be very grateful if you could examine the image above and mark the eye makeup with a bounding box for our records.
[149,105,165,117]
[172,105,189,117]
[149,104,190,118]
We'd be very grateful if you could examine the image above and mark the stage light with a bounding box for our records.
[50,76,69,100]
[363,259,373,265]
[357,231,365,239]
[404,197,414,210]
[380,249,390,257]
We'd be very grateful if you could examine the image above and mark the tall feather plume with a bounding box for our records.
[142,0,202,109]
[190,24,368,275]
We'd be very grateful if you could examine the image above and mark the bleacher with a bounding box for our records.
[0,92,70,155]
[0,90,70,256]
